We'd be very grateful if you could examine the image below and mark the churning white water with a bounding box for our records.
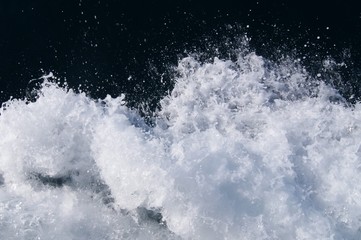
[1,50,361,239]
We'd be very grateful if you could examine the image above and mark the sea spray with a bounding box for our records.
[1,50,361,239]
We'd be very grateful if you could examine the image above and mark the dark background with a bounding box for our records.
[1,1,360,109]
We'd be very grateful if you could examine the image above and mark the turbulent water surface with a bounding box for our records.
[1,45,361,239]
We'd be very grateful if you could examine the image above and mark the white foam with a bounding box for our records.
[1,50,361,239]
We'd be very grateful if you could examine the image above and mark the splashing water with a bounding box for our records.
[1,49,361,239]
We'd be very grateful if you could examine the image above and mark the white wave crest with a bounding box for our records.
[1,51,361,239]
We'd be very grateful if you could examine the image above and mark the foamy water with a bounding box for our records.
[1,49,361,239]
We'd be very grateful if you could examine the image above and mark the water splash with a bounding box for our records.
[1,50,361,239]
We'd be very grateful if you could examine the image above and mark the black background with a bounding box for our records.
[1,1,360,108]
